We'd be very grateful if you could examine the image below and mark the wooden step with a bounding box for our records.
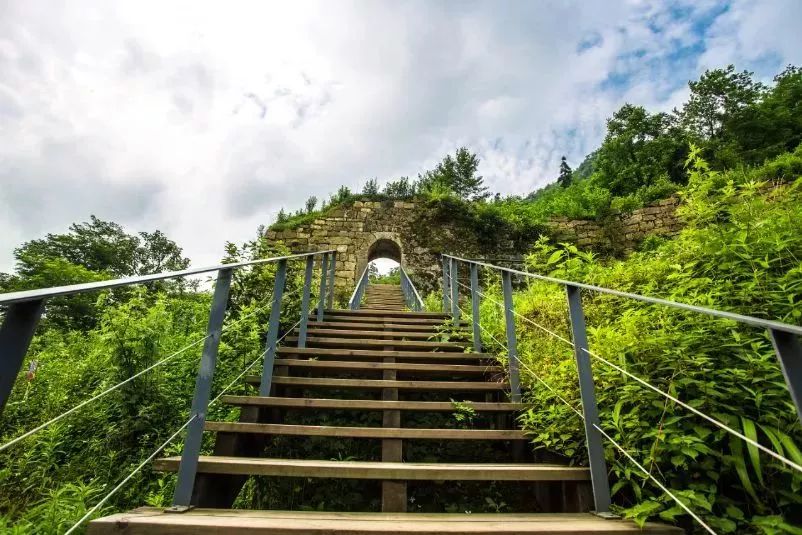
[246,376,507,391]
[288,337,468,351]
[89,508,682,534]
[316,309,449,319]
[274,359,501,374]
[153,456,588,481]
[303,321,464,332]
[220,396,526,412]
[299,328,469,341]
[277,347,491,362]
[204,422,526,440]
[314,315,452,326]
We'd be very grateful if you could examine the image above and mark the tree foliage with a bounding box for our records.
[1,216,190,329]
[557,156,572,188]
[418,147,488,201]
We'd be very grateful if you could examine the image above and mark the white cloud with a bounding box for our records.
[0,0,800,273]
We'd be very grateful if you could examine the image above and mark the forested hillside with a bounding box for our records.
[0,63,800,533]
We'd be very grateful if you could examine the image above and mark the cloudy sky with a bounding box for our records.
[1,0,800,273]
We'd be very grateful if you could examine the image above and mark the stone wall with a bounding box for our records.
[264,196,684,298]
[547,196,682,254]
[265,201,439,298]
[264,199,540,298]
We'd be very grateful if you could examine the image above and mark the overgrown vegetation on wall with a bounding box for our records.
[438,149,802,533]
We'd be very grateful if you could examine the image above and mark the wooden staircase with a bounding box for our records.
[89,283,680,534]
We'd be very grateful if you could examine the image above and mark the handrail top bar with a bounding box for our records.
[441,253,802,336]
[0,250,336,306]
[349,264,370,307]
[399,265,424,308]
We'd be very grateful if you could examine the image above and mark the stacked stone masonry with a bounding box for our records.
[264,197,683,297]
[547,196,682,253]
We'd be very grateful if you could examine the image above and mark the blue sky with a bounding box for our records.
[1,0,800,272]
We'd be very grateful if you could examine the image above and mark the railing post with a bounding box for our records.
[0,299,45,416]
[442,256,450,313]
[565,284,611,514]
[172,268,233,507]
[469,263,482,353]
[297,255,315,348]
[326,252,337,309]
[317,253,329,322]
[260,259,288,396]
[450,257,459,322]
[501,271,521,402]
[768,329,802,426]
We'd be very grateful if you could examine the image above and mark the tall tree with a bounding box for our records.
[305,196,318,213]
[383,177,414,197]
[557,156,573,188]
[595,104,687,196]
[417,148,488,200]
[362,178,379,196]
[4,216,189,329]
[717,65,802,166]
[680,65,766,140]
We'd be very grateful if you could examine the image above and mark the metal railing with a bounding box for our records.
[441,253,802,531]
[348,263,425,311]
[0,248,336,528]
[399,266,424,311]
[348,264,370,310]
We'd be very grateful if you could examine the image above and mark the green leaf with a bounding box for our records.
[730,435,759,502]
[546,250,564,266]
[741,417,763,485]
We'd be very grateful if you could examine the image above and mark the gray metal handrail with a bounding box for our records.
[441,252,802,525]
[348,264,370,310]
[444,254,802,336]
[0,251,333,306]
[399,266,424,311]
[0,248,336,513]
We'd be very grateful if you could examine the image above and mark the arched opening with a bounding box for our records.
[364,238,402,284]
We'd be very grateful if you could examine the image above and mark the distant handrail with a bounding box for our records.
[0,250,336,306]
[399,266,424,311]
[348,264,370,310]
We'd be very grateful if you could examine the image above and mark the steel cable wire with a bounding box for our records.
[454,275,802,475]
[63,414,197,535]
[0,296,274,452]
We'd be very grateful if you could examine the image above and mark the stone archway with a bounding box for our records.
[356,237,403,284]
[264,199,542,299]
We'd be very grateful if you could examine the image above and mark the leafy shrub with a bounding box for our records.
[453,150,802,532]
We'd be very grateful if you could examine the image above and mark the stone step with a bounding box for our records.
[277,347,492,362]
[89,508,682,535]
[220,396,525,412]
[274,359,501,374]
[286,337,468,351]
[152,456,589,481]
[245,376,507,391]
[204,422,526,440]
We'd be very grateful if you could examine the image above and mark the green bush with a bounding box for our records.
[453,150,802,532]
